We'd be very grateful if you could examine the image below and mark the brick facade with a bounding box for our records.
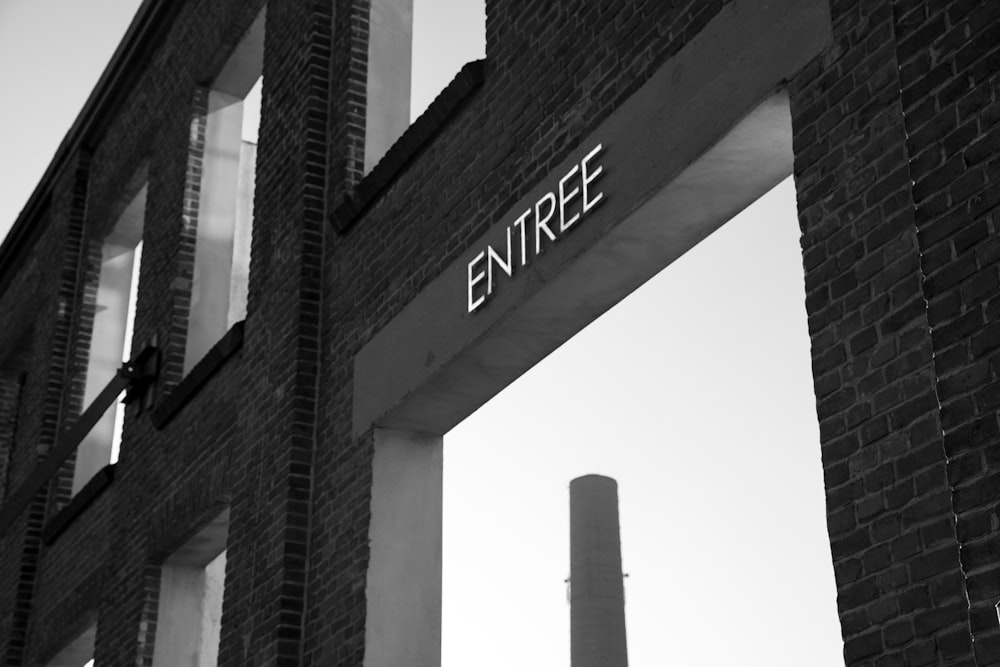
[0,1,997,665]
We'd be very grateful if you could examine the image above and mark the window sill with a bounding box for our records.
[42,463,115,545]
[151,320,245,430]
[331,59,486,234]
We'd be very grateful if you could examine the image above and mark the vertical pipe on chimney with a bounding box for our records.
[569,474,629,667]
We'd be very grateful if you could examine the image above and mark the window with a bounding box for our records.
[45,622,95,667]
[74,185,145,495]
[152,509,229,667]
[185,10,263,371]
[363,0,485,172]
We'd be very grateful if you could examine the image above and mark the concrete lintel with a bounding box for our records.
[214,8,266,98]
[46,622,96,667]
[353,0,832,437]
[167,507,230,567]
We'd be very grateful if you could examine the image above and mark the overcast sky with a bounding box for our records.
[0,2,844,665]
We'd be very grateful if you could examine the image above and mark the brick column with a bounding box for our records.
[328,0,371,201]
[791,0,973,663]
[217,2,330,665]
[891,0,1000,662]
[0,153,92,666]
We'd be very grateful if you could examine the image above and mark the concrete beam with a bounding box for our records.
[353,0,832,437]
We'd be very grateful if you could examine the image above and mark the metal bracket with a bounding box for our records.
[119,336,159,413]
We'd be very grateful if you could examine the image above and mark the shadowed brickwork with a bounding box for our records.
[894,1,1000,661]
[0,1,997,666]
[791,0,1000,663]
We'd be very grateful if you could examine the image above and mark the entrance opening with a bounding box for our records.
[442,178,843,665]
[356,19,838,647]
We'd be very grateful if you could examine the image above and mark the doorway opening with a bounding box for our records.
[442,177,844,665]
[356,81,839,667]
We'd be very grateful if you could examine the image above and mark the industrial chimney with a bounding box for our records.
[569,474,628,667]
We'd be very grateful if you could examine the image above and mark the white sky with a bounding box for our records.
[0,2,843,665]
[444,178,844,665]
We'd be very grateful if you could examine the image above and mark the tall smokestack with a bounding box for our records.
[569,474,628,667]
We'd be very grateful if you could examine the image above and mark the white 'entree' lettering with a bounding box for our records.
[467,143,606,313]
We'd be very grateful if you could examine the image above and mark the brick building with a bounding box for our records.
[0,0,999,665]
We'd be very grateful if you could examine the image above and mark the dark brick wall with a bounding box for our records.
[790,0,970,662]
[0,372,24,503]
[0,0,998,665]
[0,152,94,665]
[789,0,1000,664]
[328,0,370,196]
[892,1,1000,663]
[216,1,330,664]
